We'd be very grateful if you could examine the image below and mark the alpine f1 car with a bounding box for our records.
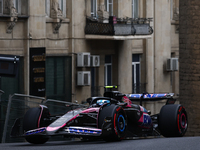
[11,86,188,144]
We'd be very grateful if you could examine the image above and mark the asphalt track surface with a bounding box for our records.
[1,136,200,150]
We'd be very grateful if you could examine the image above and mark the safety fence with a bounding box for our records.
[1,93,87,143]
[0,90,5,143]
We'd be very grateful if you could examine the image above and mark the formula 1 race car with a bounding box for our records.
[11,86,188,144]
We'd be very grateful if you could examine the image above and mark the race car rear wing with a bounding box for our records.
[127,93,176,105]
[103,86,176,106]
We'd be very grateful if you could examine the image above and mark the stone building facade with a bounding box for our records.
[0,0,179,115]
[179,0,200,136]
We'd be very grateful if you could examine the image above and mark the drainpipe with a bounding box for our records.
[26,0,30,95]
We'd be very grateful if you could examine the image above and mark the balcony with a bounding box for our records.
[85,17,153,40]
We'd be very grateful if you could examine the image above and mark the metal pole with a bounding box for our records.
[0,90,5,102]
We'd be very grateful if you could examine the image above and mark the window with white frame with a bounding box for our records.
[0,0,22,15]
[132,54,140,93]
[46,0,66,17]
[132,0,139,18]
[0,0,2,14]
[59,0,63,11]
[170,0,173,20]
[105,55,112,86]
[91,0,97,17]
[13,0,21,14]
[45,0,50,16]
[59,0,66,17]
[105,0,113,16]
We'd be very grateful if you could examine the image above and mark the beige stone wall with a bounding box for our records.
[113,0,132,18]
[154,0,171,93]
[0,19,27,56]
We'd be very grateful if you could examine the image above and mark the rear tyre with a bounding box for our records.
[98,104,127,141]
[23,107,49,144]
[159,104,188,137]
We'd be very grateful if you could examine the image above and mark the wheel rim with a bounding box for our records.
[117,115,125,132]
[177,108,187,135]
[180,113,187,128]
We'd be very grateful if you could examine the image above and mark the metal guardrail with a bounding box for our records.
[2,94,45,143]
[1,93,87,143]
[0,90,5,143]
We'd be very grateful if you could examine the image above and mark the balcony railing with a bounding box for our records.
[85,16,153,36]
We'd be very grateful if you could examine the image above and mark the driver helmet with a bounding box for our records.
[96,100,110,106]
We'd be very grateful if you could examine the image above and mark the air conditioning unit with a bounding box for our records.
[166,58,179,71]
[91,55,100,67]
[77,71,90,86]
[77,53,90,67]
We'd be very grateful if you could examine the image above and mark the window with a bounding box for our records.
[105,55,112,86]
[0,0,22,15]
[91,0,97,17]
[132,54,140,93]
[47,0,66,18]
[132,0,139,18]
[59,0,63,12]
[170,0,179,21]
[105,0,113,16]
[45,0,50,16]
[46,56,72,101]
[58,0,66,17]
[13,0,21,14]
[0,0,2,14]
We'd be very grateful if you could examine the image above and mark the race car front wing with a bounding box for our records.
[24,126,102,137]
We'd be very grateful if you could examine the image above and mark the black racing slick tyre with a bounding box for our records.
[23,107,49,144]
[98,104,127,141]
[159,104,188,137]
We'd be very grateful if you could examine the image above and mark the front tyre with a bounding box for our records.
[23,107,49,144]
[98,104,127,141]
[159,104,188,137]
